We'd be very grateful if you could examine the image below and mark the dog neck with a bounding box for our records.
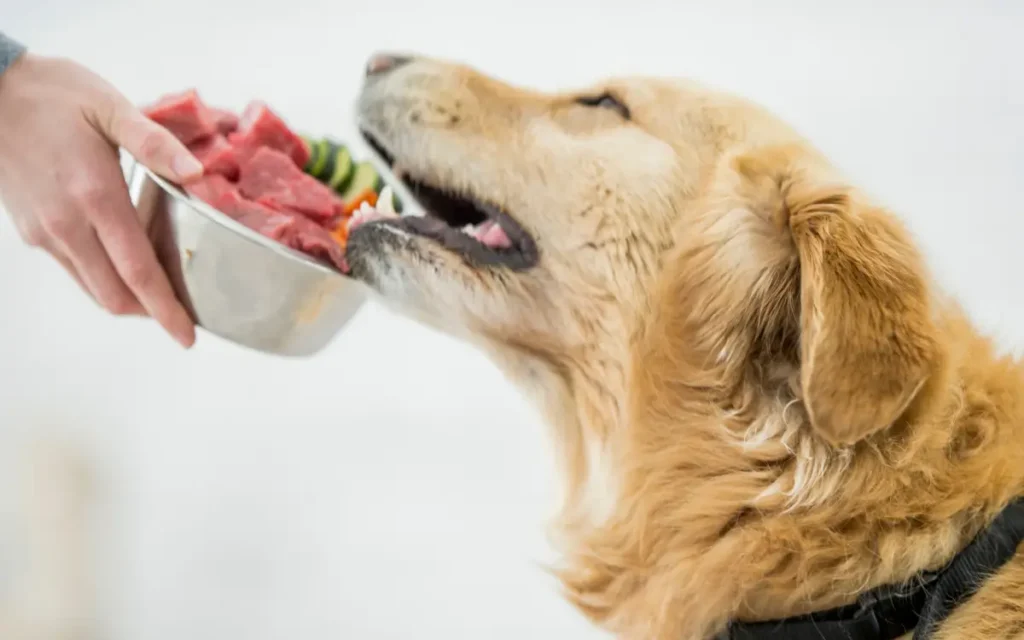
[489,303,1024,640]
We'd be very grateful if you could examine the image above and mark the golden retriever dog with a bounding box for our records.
[347,54,1024,639]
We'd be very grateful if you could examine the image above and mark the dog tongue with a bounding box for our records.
[475,220,511,249]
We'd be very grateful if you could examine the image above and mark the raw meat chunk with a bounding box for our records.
[184,174,346,271]
[211,108,239,135]
[285,214,347,270]
[150,88,350,272]
[238,148,337,220]
[188,135,240,179]
[229,101,310,168]
[229,200,299,242]
[143,89,218,144]
[184,174,245,212]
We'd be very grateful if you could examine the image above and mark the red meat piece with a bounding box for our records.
[236,147,306,196]
[184,174,245,212]
[229,201,346,270]
[143,89,218,145]
[160,91,345,271]
[188,135,240,179]
[230,200,299,242]
[184,174,345,271]
[237,148,336,220]
[285,214,347,270]
[228,101,310,168]
[254,190,335,221]
[211,108,239,135]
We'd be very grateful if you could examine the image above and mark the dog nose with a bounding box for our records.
[365,53,412,77]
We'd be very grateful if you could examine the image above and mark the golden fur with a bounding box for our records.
[351,56,1024,639]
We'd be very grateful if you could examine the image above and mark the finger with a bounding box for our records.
[42,235,147,315]
[45,213,146,317]
[46,240,92,297]
[93,93,203,184]
[11,215,117,312]
[74,157,196,347]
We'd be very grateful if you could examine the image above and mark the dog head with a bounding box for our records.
[350,54,941,449]
[352,58,722,353]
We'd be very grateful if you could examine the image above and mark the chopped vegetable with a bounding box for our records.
[329,218,349,246]
[341,188,378,216]
[340,161,383,201]
[327,146,354,193]
[308,139,331,178]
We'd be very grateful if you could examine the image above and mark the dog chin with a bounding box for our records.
[346,223,479,333]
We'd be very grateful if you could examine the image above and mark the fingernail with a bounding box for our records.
[171,320,197,349]
[172,153,204,181]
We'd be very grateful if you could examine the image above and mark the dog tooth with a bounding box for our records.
[378,186,398,217]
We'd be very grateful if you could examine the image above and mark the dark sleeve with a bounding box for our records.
[0,31,27,76]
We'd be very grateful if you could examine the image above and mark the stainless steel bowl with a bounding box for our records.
[126,156,369,357]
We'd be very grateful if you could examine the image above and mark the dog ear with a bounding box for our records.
[736,147,941,446]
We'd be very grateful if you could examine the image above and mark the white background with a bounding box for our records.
[2,1,1023,638]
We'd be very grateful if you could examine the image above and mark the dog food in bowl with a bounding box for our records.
[143,89,401,273]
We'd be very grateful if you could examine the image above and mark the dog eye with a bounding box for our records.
[575,93,630,120]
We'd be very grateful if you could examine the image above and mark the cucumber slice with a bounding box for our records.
[300,135,317,172]
[327,146,354,192]
[318,140,339,181]
[307,138,326,174]
[341,161,383,201]
[308,139,331,178]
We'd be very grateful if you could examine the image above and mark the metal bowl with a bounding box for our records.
[126,156,369,357]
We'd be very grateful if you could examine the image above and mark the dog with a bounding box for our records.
[347,54,1024,639]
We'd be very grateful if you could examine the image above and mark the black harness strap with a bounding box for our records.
[915,497,1024,637]
[724,497,1024,640]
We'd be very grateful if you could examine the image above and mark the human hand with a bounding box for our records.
[0,54,202,347]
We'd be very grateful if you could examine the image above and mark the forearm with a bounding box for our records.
[0,31,27,76]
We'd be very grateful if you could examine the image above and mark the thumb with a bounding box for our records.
[96,94,204,183]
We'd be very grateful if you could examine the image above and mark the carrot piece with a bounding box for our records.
[341,189,379,216]
[330,219,349,247]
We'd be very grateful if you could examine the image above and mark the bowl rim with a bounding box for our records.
[135,161,349,281]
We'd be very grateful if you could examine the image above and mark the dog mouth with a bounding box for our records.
[350,131,538,271]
